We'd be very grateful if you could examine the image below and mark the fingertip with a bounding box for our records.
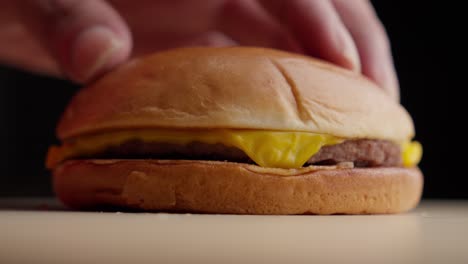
[372,64,400,101]
[189,31,238,47]
[335,29,361,72]
[16,0,132,83]
[280,35,305,54]
[331,0,400,101]
[68,26,130,83]
[280,0,361,72]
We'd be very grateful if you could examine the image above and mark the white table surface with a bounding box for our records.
[1,199,467,264]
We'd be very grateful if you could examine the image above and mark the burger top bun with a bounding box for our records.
[57,47,414,142]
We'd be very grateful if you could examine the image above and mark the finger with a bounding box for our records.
[0,22,59,76]
[188,31,238,47]
[0,1,59,75]
[217,0,304,53]
[15,0,132,83]
[332,0,399,100]
[259,0,360,71]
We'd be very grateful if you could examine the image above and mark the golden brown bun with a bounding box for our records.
[57,47,414,142]
[53,160,423,214]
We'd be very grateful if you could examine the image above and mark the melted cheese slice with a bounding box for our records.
[46,129,422,169]
[402,141,423,167]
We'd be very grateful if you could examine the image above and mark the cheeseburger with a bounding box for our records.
[46,47,423,214]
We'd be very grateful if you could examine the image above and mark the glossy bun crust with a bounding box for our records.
[57,47,414,142]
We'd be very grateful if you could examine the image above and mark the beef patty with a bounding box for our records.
[82,139,401,167]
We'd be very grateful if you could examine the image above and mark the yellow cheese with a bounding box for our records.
[402,141,422,167]
[46,129,422,169]
[47,129,342,169]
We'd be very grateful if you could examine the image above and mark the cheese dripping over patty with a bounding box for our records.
[47,129,422,169]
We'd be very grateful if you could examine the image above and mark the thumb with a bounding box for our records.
[16,0,132,83]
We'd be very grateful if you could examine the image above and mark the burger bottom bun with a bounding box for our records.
[53,160,423,215]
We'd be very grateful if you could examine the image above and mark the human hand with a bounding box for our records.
[0,0,398,99]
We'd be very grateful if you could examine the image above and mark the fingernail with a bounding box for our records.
[71,26,123,82]
[377,62,400,101]
[337,30,361,72]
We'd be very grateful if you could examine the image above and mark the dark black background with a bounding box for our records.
[0,1,465,198]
